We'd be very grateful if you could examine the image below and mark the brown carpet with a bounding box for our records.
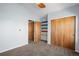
[0,41,79,56]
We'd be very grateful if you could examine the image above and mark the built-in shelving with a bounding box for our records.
[41,20,48,41]
[41,21,48,23]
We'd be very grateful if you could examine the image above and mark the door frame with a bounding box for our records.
[28,20,34,43]
[51,16,76,50]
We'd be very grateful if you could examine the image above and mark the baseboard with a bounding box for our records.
[0,43,28,53]
[75,49,79,53]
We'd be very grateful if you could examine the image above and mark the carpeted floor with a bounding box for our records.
[0,41,79,56]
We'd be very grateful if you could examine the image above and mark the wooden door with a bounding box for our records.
[28,20,34,41]
[63,16,75,49]
[51,18,64,46]
[51,16,76,49]
[34,21,41,44]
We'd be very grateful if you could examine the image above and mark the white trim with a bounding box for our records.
[48,15,77,51]
[47,18,51,44]
[75,16,78,52]
[0,43,28,53]
[75,49,79,53]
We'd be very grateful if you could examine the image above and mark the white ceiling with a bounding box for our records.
[35,3,78,14]
[41,3,77,13]
[20,3,79,18]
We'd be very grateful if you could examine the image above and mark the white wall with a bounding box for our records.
[48,4,79,52]
[0,3,35,53]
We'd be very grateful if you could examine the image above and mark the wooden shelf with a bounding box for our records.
[41,24,48,26]
[41,30,48,32]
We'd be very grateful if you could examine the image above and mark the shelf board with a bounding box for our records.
[41,24,48,26]
[41,30,48,32]
[41,21,48,23]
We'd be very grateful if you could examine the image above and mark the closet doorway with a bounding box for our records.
[28,20,41,44]
[28,20,34,43]
[51,16,76,50]
[34,21,41,44]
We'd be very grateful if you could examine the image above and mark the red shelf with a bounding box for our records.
[41,30,48,32]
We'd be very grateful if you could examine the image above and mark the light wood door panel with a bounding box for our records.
[51,20,57,45]
[63,16,75,49]
[51,18,64,47]
[51,16,76,49]
[34,22,41,44]
[28,20,34,41]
